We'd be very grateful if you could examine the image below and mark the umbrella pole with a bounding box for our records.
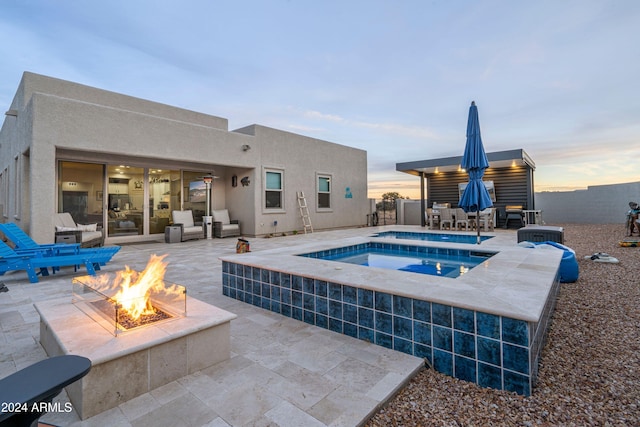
[476,187,481,244]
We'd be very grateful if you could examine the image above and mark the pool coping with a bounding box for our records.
[220,228,562,322]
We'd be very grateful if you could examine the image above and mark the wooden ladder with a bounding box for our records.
[297,191,313,234]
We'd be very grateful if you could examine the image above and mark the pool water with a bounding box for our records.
[300,242,494,278]
[373,231,492,244]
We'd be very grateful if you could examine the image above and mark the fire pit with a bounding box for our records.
[72,254,186,336]
[35,255,236,419]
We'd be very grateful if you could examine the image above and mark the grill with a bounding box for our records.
[503,205,524,228]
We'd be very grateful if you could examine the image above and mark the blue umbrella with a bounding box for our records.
[459,101,493,244]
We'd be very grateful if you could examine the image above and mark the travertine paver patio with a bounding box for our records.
[0,226,430,427]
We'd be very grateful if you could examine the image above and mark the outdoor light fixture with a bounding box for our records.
[241,176,250,187]
[242,144,251,151]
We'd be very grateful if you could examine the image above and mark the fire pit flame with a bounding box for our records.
[74,254,187,334]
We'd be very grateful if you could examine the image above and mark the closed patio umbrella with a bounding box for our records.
[459,101,493,244]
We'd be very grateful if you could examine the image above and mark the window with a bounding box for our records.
[317,174,331,209]
[265,170,283,209]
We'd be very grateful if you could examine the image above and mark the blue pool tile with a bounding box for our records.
[344,322,358,338]
[252,267,261,281]
[503,343,529,374]
[229,288,236,299]
[454,331,476,358]
[433,349,453,376]
[359,307,374,329]
[270,271,280,285]
[454,356,477,383]
[358,288,374,308]
[328,300,342,319]
[270,301,281,313]
[236,277,244,291]
[292,307,303,321]
[476,312,500,339]
[243,265,252,278]
[375,292,392,313]
[414,343,432,361]
[413,321,431,346]
[504,371,531,396]
[271,286,281,302]
[413,299,431,323]
[303,277,314,294]
[251,294,261,307]
[502,317,529,346]
[344,303,358,324]
[315,297,328,315]
[358,327,374,343]
[433,326,452,351]
[292,291,302,308]
[393,295,412,318]
[393,316,412,341]
[316,314,328,329]
[432,303,452,327]
[261,298,270,310]
[303,310,315,325]
[453,307,475,333]
[375,332,393,349]
[315,280,328,297]
[261,269,270,283]
[329,318,343,333]
[328,282,342,300]
[281,273,291,288]
[394,338,413,355]
[261,283,271,299]
[281,289,291,305]
[222,286,229,296]
[222,262,229,273]
[252,281,261,296]
[292,275,303,291]
[303,294,315,311]
[281,304,291,318]
[375,312,392,334]
[477,337,501,366]
[222,273,229,286]
[343,286,357,304]
[478,362,502,390]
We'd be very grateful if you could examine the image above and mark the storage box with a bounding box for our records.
[517,225,564,244]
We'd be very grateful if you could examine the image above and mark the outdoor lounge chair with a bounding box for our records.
[0,223,120,263]
[0,240,118,283]
[212,209,241,238]
[54,213,104,247]
[0,355,91,427]
[171,210,205,241]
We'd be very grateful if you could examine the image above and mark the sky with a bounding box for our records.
[1,0,639,199]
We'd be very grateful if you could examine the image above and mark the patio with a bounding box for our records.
[0,226,458,427]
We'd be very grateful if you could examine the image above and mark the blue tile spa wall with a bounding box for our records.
[222,262,556,396]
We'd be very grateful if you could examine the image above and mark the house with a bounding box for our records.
[396,149,536,228]
[0,72,368,244]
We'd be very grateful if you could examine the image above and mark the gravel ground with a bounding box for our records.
[367,224,640,427]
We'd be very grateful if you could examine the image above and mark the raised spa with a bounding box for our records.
[220,233,561,396]
[299,242,495,278]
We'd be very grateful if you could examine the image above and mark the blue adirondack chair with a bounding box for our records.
[0,223,119,264]
[0,240,119,283]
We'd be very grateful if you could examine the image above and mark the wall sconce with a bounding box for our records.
[240,176,250,187]
[231,175,237,187]
[242,144,251,152]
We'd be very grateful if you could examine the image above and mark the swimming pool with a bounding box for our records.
[299,242,495,278]
[373,230,493,244]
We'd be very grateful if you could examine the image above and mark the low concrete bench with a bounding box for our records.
[0,355,91,427]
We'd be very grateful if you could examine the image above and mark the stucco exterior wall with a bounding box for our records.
[0,72,368,243]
